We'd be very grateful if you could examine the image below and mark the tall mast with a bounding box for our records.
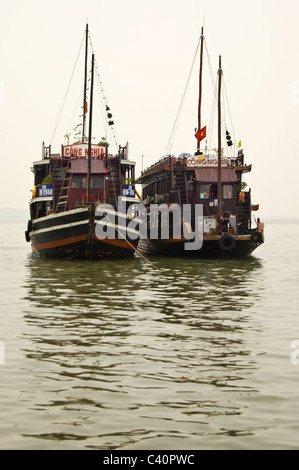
[87,53,95,204]
[197,27,204,153]
[82,23,88,143]
[217,55,222,219]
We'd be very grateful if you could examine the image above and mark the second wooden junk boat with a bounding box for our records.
[136,29,264,257]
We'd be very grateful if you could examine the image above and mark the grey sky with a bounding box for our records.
[1,0,298,218]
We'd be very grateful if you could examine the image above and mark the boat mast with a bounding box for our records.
[87,53,95,204]
[217,55,222,220]
[82,23,88,143]
[197,27,204,153]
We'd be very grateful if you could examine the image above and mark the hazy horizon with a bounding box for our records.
[1,0,299,220]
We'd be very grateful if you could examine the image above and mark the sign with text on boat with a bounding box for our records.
[122,185,135,197]
[38,184,53,197]
[185,154,232,167]
[63,143,106,158]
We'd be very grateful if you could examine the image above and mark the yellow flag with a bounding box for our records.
[238,140,242,148]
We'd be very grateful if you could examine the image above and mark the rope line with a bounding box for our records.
[65,204,160,272]
[50,32,85,145]
[223,77,237,155]
[204,41,236,156]
[100,209,161,272]
[165,35,201,156]
[67,86,84,140]
[88,33,119,153]
[204,40,217,150]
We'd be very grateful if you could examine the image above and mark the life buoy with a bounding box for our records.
[219,234,236,253]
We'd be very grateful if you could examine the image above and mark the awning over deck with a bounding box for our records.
[29,196,53,206]
[194,167,238,183]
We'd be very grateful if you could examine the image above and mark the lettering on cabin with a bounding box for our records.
[63,143,105,158]
[186,155,229,167]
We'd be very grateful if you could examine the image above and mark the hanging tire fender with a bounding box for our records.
[25,230,30,242]
[27,219,33,233]
[219,234,236,252]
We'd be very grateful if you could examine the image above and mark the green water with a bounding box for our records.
[0,220,299,449]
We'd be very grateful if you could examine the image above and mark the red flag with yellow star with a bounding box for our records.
[195,126,206,142]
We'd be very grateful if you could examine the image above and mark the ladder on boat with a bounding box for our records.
[55,161,72,213]
[174,168,188,205]
[237,204,250,233]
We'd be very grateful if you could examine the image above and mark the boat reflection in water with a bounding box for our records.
[21,255,265,449]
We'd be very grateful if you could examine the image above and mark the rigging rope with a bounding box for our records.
[204,40,217,151]
[165,36,201,156]
[67,86,84,140]
[66,203,160,272]
[88,33,119,153]
[50,32,85,145]
[207,88,216,150]
[203,41,236,156]
[222,77,237,154]
[221,81,229,154]
[101,209,161,272]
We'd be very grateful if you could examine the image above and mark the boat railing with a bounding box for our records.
[227,154,244,167]
[42,142,51,160]
[141,155,173,176]
[140,151,246,177]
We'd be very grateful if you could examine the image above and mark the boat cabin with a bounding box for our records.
[29,142,136,220]
[136,149,255,235]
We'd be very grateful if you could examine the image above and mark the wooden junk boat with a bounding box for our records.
[136,29,264,257]
[25,26,140,259]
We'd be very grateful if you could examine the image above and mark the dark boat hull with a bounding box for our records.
[138,233,264,258]
[28,206,137,259]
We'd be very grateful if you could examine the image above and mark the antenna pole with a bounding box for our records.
[87,54,94,204]
[217,55,222,220]
[197,27,204,153]
[82,24,88,142]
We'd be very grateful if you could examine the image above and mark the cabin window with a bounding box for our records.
[199,185,210,199]
[223,184,233,199]
[71,177,81,188]
[71,176,104,189]
[71,176,87,189]
[92,177,104,189]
